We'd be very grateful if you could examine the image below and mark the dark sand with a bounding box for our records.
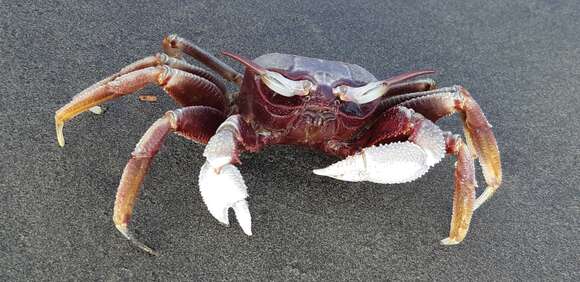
[1,1,578,280]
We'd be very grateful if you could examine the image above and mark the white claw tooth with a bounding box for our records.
[312,153,366,182]
[312,167,333,177]
[199,162,249,227]
[208,205,230,226]
[233,200,252,236]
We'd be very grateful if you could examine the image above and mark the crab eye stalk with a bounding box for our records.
[333,69,435,104]
[261,71,312,97]
[333,81,389,104]
[222,51,312,97]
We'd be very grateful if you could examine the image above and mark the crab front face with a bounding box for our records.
[227,52,386,145]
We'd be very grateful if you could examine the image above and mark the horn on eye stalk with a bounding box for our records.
[223,51,313,97]
[334,69,435,104]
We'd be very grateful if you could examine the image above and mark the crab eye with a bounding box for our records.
[261,70,312,97]
[333,70,437,104]
[333,81,388,104]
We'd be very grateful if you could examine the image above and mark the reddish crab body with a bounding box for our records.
[55,35,502,255]
[233,52,435,157]
[238,53,380,156]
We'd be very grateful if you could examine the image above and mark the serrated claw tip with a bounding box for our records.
[207,207,230,226]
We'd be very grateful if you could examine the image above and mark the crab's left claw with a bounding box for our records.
[199,162,252,235]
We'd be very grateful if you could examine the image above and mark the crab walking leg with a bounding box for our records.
[397,86,502,209]
[63,54,225,118]
[55,65,227,147]
[163,34,243,85]
[316,107,477,244]
[118,53,228,94]
[72,53,227,95]
[113,106,226,255]
[199,115,258,235]
[314,107,446,184]
[440,133,476,245]
[379,87,453,111]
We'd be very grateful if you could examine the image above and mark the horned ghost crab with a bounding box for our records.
[55,35,502,255]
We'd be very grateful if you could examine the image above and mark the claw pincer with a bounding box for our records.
[314,115,445,184]
[199,115,253,236]
[314,142,431,183]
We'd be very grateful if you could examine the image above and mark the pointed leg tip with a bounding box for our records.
[115,223,159,256]
[440,237,461,245]
[55,120,65,147]
[134,243,160,256]
[115,223,129,237]
[473,186,497,210]
[88,105,104,115]
[141,245,160,256]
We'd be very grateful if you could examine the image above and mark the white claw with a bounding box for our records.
[313,142,433,184]
[199,162,252,234]
[313,151,368,182]
[232,201,252,236]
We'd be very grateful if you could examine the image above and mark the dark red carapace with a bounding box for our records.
[224,51,435,157]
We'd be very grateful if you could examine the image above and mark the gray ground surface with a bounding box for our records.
[1,0,579,280]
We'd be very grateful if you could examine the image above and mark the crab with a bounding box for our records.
[55,34,502,255]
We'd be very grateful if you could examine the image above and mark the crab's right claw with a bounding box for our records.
[199,162,252,236]
[313,142,430,184]
[313,140,443,184]
[314,115,445,184]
